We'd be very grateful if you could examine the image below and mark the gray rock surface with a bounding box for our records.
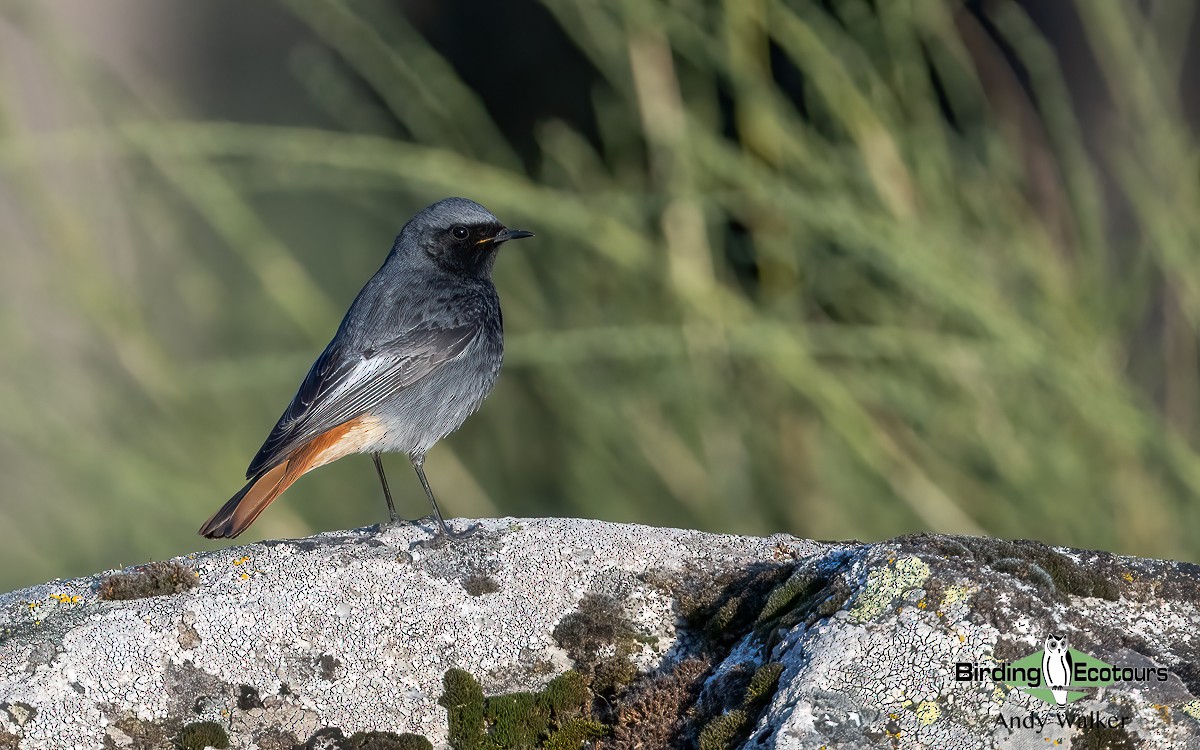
[0,518,1196,749]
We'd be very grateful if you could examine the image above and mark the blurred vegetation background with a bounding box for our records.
[1,0,1198,591]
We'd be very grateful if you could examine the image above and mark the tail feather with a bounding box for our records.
[199,461,295,539]
[199,419,363,539]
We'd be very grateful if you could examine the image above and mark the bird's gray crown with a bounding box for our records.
[405,197,500,235]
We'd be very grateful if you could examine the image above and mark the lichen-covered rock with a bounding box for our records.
[748,534,1200,749]
[0,520,1196,749]
[0,518,816,748]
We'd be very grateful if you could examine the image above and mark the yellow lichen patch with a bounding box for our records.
[49,593,82,605]
[913,701,940,726]
[232,555,251,566]
[1180,700,1200,719]
[848,556,931,623]
[1121,572,1135,583]
[940,584,976,607]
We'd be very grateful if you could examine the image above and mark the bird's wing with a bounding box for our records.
[246,321,481,477]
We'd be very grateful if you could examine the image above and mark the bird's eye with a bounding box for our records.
[450,225,470,240]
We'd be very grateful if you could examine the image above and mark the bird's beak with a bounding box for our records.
[479,228,535,245]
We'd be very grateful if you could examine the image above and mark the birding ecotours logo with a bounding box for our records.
[956,633,1169,706]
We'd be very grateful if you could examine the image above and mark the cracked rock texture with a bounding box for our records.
[0,518,1197,749]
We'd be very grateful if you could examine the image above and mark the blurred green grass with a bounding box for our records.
[1,0,1198,591]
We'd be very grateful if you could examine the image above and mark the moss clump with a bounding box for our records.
[743,663,783,703]
[541,718,607,750]
[609,658,711,748]
[551,594,640,694]
[98,560,198,600]
[176,721,229,750]
[318,653,343,682]
[1073,723,1138,750]
[0,731,19,750]
[753,567,852,648]
[343,731,434,750]
[237,684,263,710]
[540,670,590,715]
[660,563,794,652]
[697,709,748,750]
[462,574,501,596]
[695,662,784,750]
[488,692,549,746]
[439,669,604,750]
[440,668,487,750]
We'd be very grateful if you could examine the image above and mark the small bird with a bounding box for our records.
[199,197,533,539]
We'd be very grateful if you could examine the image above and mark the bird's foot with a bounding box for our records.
[411,518,482,549]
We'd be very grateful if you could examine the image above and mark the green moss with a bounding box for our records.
[1181,700,1200,719]
[542,718,606,750]
[438,668,605,749]
[98,560,198,600]
[755,569,825,626]
[488,692,549,746]
[540,671,589,717]
[752,566,851,649]
[743,663,784,703]
[913,700,940,726]
[440,668,487,750]
[695,662,784,750]
[697,709,747,750]
[343,731,434,750]
[177,721,229,750]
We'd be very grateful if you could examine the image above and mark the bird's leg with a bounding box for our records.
[372,452,401,524]
[410,455,480,543]
[411,455,454,537]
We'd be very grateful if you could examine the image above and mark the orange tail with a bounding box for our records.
[198,461,298,539]
[199,419,365,539]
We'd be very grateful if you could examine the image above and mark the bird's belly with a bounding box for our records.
[360,341,502,458]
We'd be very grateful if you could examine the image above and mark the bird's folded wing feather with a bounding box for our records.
[246,322,480,477]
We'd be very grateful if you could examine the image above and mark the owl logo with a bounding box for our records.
[1042,633,1073,705]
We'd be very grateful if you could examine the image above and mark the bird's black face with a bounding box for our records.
[394,197,534,278]
[425,221,534,278]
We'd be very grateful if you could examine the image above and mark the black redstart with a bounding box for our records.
[199,197,533,539]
